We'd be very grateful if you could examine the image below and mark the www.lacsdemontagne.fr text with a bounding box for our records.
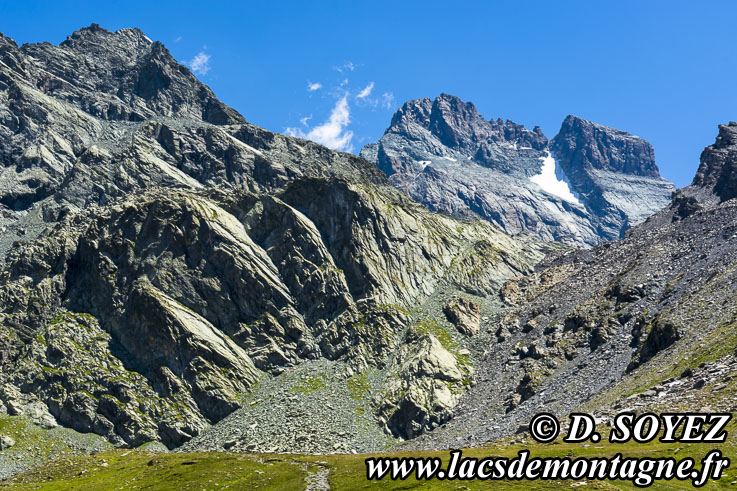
[365,449,730,487]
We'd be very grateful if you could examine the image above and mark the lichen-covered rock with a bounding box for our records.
[0,435,14,450]
[0,180,546,449]
[0,386,57,429]
[375,326,473,439]
[443,297,481,335]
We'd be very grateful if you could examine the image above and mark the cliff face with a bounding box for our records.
[361,94,675,246]
[691,121,737,203]
[0,26,554,453]
[551,114,660,177]
[550,115,676,239]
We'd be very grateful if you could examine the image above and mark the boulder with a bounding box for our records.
[443,297,481,336]
[0,435,15,450]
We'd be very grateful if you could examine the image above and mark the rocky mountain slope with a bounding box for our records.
[0,25,558,466]
[2,24,736,484]
[361,94,675,246]
[405,121,737,451]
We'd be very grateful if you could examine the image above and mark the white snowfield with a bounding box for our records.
[530,152,582,206]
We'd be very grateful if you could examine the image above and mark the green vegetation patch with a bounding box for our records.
[4,451,307,490]
[7,431,737,490]
[288,374,327,395]
[413,319,457,352]
[347,373,370,401]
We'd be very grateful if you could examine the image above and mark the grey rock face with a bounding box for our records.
[551,115,660,177]
[0,184,549,449]
[688,121,737,203]
[669,122,737,220]
[361,94,675,246]
[550,115,676,239]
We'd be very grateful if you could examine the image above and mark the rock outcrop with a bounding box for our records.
[0,435,14,451]
[443,297,481,336]
[672,121,737,215]
[375,324,473,439]
[361,94,675,246]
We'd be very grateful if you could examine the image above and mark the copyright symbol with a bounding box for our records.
[529,413,560,443]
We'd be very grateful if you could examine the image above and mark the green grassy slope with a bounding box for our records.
[3,426,736,490]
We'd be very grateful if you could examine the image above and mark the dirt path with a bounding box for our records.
[304,464,330,490]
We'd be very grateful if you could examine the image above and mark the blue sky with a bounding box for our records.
[2,1,736,187]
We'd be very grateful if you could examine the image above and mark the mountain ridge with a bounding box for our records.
[361,93,675,246]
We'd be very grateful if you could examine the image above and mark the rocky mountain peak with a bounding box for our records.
[60,24,153,57]
[551,115,661,178]
[427,93,489,149]
[385,93,547,152]
[691,121,737,202]
[387,97,433,136]
[362,95,675,246]
[15,25,244,125]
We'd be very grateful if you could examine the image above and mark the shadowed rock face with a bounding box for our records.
[16,24,244,125]
[691,121,737,203]
[550,115,676,240]
[361,94,675,246]
[0,26,555,450]
[551,115,660,177]
[670,122,737,219]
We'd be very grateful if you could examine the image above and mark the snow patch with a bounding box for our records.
[418,160,431,169]
[530,152,582,205]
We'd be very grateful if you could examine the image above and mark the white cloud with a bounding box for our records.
[381,92,395,110]
[286,95,353,152]
[307,82,323,92]
[300,115,312,126]
[189,51,211,75]
[335,61,355,73]
[174,36,182,43]
[356,82,374,99]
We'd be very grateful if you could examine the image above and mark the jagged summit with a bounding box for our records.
[12,24,244,125]
[361,94,675,246]
[387,93,547,157]
[552,114,661,177]
[692,121,737,202]
[60,24,153,56]
[666,121,737,220]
